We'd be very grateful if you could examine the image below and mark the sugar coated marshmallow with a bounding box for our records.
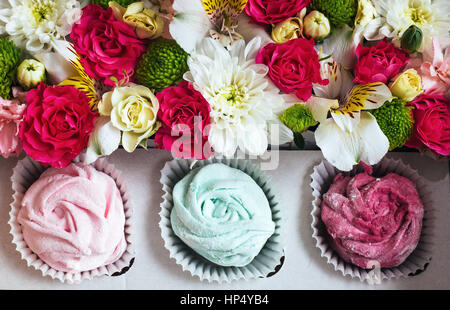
[321,164,424,269]
[171,163,275,267]
[18,163,127,273]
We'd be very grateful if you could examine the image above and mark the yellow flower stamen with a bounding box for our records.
[331,83,382,116]
[59,48,99,110]
[201,0,248,35]
[30,0,56,23]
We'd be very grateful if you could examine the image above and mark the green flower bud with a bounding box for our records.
[279,104,318,133]
[310,0,358,27]
[135,38,189,93]
[17,59,46,90]
[370,98,414,151]
[401,25,423,54]
[0,38,21,99]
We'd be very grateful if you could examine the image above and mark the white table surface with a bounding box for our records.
[0,149,449,290]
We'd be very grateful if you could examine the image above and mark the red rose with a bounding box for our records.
[255,38,328,101]
[405,94,450,156]
[19,83,98,168]
[245,0,310,24]
[155,81,212,159]
[70,4,147,87]
[354,40,410,84]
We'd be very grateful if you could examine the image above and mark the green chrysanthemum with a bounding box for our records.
[370,98,414,151]
[90,0,135,9]
[135,38,189,93]
[279,104,318,133]
[0,38,21,100]
[310,0,358,27]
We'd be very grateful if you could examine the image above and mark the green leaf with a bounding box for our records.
[293,132,305,149]
[139,138,149,150]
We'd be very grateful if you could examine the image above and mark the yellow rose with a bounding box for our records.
[271,8,306,44]
[303,11,330,40]
[389,69,424,102]
[271,17,303,43]
[99,84,161,152]
[355,0,377,27]
[109,1,164,39]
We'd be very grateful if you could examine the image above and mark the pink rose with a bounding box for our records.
[0,93,26,158]
[405,94,450,156]
[70,4,147,87]
[155,81,212,159]
[354,40,410,84]
[408,38,450,98]
[256,38,328,101]
[245,0,310,24]
[19,83,98,168]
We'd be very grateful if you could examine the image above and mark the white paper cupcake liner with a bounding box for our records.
[8,156,135,284]
[159,157,284,283]
[310,157,434,284]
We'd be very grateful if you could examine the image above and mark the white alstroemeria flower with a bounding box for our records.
[363,0,450,51]
[169,0,213,53]
[310,33,392,171]
[0,0,82,53]
[308,82,393,171]
[169,0,271,53]
[313,54,355,100]
[314,111,390,171]
[184,37,287,156]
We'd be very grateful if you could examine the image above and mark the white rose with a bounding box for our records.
[99,84,161,152]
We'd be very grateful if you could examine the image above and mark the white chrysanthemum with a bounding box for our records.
[0,0,82,53]
[184,37,287,156]
[366,0,450,50]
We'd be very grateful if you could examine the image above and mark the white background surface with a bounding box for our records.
[0,149,449,290]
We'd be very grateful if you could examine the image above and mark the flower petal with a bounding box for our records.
[98,91,114,116]
[238,124,268,155]
[236,14,273,46]
[319,24,355,69]
[315,118,360,171]
[357,111,390,165]
[306,97,339,123]
[313,56,355,100]
[331,110,361,133]
[34,50,78,84]
[208,125,238,156]
[84,116,121,164]
[268,118,294,145]
[122,131,141,153]
[315,112,389,171]
[334,82,392,116]
[170,0,212,53]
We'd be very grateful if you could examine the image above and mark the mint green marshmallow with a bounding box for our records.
[171,163,275,267]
